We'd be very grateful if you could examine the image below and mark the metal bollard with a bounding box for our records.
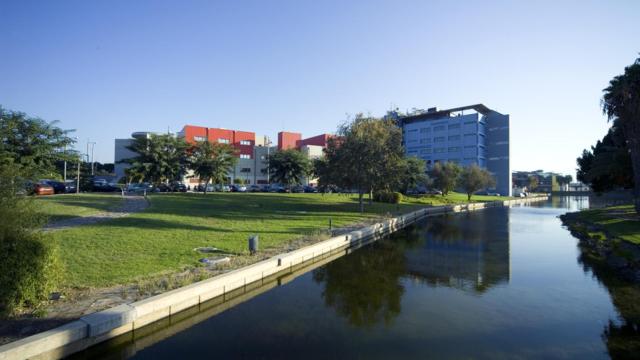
[249,235,259,255]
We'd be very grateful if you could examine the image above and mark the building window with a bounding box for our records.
[420,148,432,154]
[193,136,206,142]
[464,133,476,137]
[434,125,445,131]
[448,124,460,130]
[239,140,252,145]
[448,147,461,153]
[434,136,445,143]
[464,121,476,125]
[434,148,446,154]
[420,127,431,133]
[448,135,460,141]
[240,154,251,159]
[218,138,230,144]
[241,167,251,173]
[408,129,418,133]
[420,138,431,144]
[407,139,418,143]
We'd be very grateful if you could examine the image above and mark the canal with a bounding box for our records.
[72,197,639,359]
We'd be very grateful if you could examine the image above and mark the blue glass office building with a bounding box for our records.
[398,104,511,196]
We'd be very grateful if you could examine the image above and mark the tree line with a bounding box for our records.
[576,55,639,213]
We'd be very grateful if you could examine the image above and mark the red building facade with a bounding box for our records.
[182,125,255,158]
[277,131,332,150]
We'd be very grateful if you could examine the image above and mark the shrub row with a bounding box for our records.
[373,191,403,204]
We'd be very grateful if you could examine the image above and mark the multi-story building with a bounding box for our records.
[396,104,511,196]
[114,126,332,186]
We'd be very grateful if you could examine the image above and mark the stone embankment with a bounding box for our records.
[560,212,640,283]
[0,196,548,360]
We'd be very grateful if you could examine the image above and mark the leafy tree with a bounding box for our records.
[602,56,640,212]
[429,161,461,196]
[319,115,404,211]
[121,134,188,186]
[399,156,427,194]
[267,148,311,190]
[459,164,496,201]
[576,123,633,193]
[188,141,237,194]
[528,176,539,192]
[0,107,76,179]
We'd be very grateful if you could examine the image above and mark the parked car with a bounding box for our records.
[291,185,305,193]
[476,190,501,196]
[249,185,262,192]
[94,179,120,192]
[303,185,318,193]
[268,184,287,193]
[171,182,187,192]
[230,184,247,192]
[64,180,77,193]
[126,182,153,193]
[427,189,443,195]
[31,181,54,196]
[42,179,66,194]
[260,184,270,192]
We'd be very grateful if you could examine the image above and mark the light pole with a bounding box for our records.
[76,154,81,194]
[63,144,67,182]
[87,141,96,176]
[266,136,272,184]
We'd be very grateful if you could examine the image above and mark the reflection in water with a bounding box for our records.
[403,209,510,293]
[313,208,512,328]
[577,243,640,359]
[312,239,406,328]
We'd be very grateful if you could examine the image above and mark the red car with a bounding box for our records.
[33,182,54,195]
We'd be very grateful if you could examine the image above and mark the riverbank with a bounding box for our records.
[0,196,547,360]
[560,205,640,283]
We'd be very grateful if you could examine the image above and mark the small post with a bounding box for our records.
[329,218,332,232]
[249,234,259,255]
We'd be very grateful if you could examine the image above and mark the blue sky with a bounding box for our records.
[1,0,639,176]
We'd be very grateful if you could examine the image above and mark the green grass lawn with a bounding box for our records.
[575,205,640,245]
[46,192,508,288]
[35,194,125,223]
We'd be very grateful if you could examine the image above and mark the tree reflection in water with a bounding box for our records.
[577,244,640,359]
[312,233,416,328]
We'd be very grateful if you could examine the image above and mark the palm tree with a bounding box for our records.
[602,56,640,213]
[122,134,188,186]
[188,141,237,194]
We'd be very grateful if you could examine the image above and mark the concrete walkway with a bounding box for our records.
[44,195,149,231]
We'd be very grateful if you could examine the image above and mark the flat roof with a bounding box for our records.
[399,104,499,124]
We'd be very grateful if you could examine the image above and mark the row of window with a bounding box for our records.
[192,136,252,146]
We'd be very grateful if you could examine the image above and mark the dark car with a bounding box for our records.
[291,185,304,193]
[171,182,187,192]
[42,179,66,194]
[303,185,318,193]
[248,185,262,192]
[64,180,77,193]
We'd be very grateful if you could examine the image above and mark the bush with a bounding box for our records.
[0,165,61,317]
[374,191,403,204]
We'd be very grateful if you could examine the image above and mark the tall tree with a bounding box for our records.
[122,134,188,186]
[602,56,640,212]
[267,148,311,189]
[0,107,76,179]
[576,123,633,193]
[430,161,461,196]
[319,115,404,212]
[188,141,237,194]
[459,164,496,201]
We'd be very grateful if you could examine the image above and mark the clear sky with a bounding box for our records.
[1,0,639,176]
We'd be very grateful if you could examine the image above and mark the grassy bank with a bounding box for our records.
[568,205,640,245]
[35,194,124,223]
[45,192,506,288]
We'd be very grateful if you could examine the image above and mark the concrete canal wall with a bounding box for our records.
[0,196,548,360]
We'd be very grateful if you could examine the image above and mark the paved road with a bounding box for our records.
[44,195,149,231]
